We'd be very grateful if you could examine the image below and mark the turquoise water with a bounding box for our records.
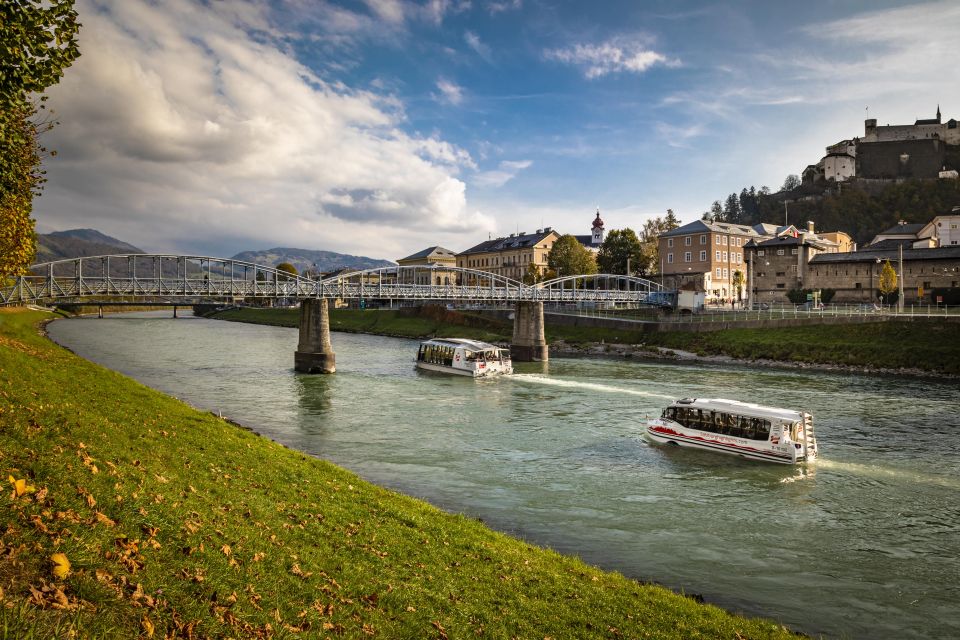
[49,312,960,639]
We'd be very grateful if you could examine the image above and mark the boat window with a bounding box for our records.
[756,420,771,441]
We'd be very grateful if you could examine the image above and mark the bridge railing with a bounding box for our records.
[2,256,670,306]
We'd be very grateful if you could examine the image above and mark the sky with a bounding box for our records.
[34,0,960,261]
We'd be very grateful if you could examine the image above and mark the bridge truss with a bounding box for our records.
[1,255,668,306]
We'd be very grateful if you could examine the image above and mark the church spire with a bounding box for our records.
[937,104,941,123]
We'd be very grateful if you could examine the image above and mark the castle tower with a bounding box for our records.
[591,208,604,244]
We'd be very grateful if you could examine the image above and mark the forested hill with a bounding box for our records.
[705,179,960,245]
[231,248,394,274]
[36,229,144,263]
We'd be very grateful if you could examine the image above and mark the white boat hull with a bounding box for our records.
[646,420,806,465]
[416,361,512,377]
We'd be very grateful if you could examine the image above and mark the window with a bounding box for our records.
[667,238,674,248]
[790,265,797,272]
[776,271,785,277]
[685,236,692,246]
[737,238,742,247]
[715,268,722,278]
[716,236,721,245]
[722,268,728,278]
[791,248,798,255]
[722,236,728,245]
[777,249,785,255]
[757,250,765,256]
[700,250,706,261]
[855,282,862,289]
[716,250,721,261]
[776,283,786,289]
[700,235,706,244]
[722,251,727,261]
[667,253,674,264]
[923,281,931,288]
[684,252,692,262]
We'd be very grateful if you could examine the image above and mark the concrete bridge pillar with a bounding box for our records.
[511,301,548,362]
[295,298,336,374]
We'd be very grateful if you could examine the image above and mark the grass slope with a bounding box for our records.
[0,309,799,639]
[641,322,960,375]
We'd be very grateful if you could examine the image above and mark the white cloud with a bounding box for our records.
[38,0,493,259]
[363,0,406,24]
[464,30,492,61]
[487,0,521,15]
[473,159,533,188]
[544,38,679,79]
[434,78,465,105]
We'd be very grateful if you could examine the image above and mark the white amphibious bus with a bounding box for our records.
[415,338,513,377]
[646,398,818,464]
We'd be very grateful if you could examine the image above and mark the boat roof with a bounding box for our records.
[669,398,805,421]
[421,338,504,351]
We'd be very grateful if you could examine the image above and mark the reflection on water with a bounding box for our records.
[49,312,960,640]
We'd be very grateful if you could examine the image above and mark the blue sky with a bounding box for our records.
[37,0,960,260]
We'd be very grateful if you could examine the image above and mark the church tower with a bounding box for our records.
[937,104,942,123]
[591,208,604,244]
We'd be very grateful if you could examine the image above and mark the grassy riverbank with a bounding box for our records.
[211,306,959,375]
[641,321,960,375]
[0,308,798,639]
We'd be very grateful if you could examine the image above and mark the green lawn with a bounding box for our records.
[0,308,800,638]
[641,321,960,375]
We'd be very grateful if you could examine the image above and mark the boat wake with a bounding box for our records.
[512,375,674,400]
[815,458,960,490]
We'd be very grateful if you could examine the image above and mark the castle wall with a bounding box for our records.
[856,139,945,180]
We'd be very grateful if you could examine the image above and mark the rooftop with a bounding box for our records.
[457,229,557,256]
[398,246,457,262]
[810,245,960,264]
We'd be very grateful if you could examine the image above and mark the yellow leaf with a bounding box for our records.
[9,476,35,498]
[51,553,71,579]
[141,616,155,637]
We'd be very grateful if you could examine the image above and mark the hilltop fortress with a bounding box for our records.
[803,106,959,184]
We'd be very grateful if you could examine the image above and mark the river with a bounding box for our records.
[48,312,960,639]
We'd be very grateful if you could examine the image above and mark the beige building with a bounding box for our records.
[456,229,561,283]
[745,234,836,303]
[658,220,766,301]
[806,246,960,303]
[396,246,458,285]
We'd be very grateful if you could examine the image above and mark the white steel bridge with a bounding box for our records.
[1,254,669,306]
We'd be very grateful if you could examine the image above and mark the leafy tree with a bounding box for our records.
[723,193,741,223]
[0,1,81,107]
[597,228,642,275]
[522,261,543,285]
[0,106,43,279]
[709,200,723,222]
[547,234,597,278]
[781,174,801,192]
[878,259,897,303]
[638,211,680,275]
[276,262,298,280]
[732,270,745,302]
[0,0,81,279]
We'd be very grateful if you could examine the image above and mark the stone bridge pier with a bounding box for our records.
[295,298,336,374]
[511,301,548,362]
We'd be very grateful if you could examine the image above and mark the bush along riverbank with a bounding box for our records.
[209,306,960,376]
[0,308,800,638]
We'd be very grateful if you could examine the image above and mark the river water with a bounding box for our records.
[49,312,960,639]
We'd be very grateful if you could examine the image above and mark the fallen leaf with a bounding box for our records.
[51,553,71,579]
[8,476,36,498]
[142,615,155,637]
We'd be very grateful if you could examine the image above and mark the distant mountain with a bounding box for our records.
[230,248,395,275]
[36,228,144,263]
